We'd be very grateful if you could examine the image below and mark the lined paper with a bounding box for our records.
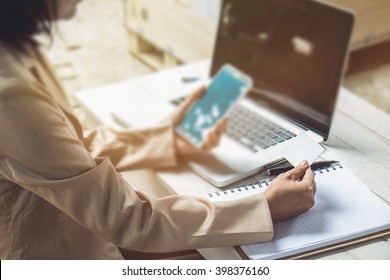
[239,165,390,259]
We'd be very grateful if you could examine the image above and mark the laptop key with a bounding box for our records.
[262,137,277,146]
[239,137,258,152]
[274,136,286,143]
[253,139,270,149]
[269,133,279,139]
[280,132,292,139]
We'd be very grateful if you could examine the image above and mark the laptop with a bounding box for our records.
[113,0,354,187]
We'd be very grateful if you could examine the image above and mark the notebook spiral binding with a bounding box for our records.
[207,163,343,199]
[207,180,271,199]
[312,162,343,175]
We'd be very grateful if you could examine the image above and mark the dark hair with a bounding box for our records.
[0,0,56,53]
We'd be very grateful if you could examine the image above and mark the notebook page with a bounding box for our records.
[240,165,390,259]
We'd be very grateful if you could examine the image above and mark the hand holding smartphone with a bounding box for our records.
[176,64,253,148]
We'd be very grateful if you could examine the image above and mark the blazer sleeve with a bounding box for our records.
[82,123,177,172]
[0,81,274,252]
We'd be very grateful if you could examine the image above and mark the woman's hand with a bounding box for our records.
[171,85,227,157]
[264,160,316,223]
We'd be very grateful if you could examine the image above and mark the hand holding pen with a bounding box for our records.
[261,160,340,176]
[264,160,316,223]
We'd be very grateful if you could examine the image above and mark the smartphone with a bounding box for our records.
[176,64,253,148]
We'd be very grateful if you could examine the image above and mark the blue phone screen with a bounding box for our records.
[178,67,248,145]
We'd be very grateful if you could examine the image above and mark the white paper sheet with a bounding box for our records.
[282,132,325,167]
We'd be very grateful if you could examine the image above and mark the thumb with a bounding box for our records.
[172,85,206,126]
[287,160,309,180]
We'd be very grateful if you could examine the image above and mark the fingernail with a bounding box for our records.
[300,160,308,166]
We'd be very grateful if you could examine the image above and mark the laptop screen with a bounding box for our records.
[211,0,354,139]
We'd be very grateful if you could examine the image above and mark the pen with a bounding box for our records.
[261,160,340,176]
[182,77,200,83]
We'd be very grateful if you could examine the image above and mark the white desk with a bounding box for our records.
[75,61,390,260]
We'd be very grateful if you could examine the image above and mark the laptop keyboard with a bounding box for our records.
[170,97,297,153]
[226,105,297,153]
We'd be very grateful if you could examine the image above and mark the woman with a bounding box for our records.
[0,0,316,259]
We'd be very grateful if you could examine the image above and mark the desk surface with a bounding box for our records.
[75,60,390,260]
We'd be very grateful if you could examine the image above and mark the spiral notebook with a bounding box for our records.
[207,163,390,260]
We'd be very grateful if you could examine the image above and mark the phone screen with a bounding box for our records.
[177,65,252,147]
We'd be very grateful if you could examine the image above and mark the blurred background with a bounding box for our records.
[45,0,390,119]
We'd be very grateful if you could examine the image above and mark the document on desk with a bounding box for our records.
[110,94,175,128]
[282,132,325,167]
[234,163,390,260]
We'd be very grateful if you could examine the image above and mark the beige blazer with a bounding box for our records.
[0,44,273,259]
